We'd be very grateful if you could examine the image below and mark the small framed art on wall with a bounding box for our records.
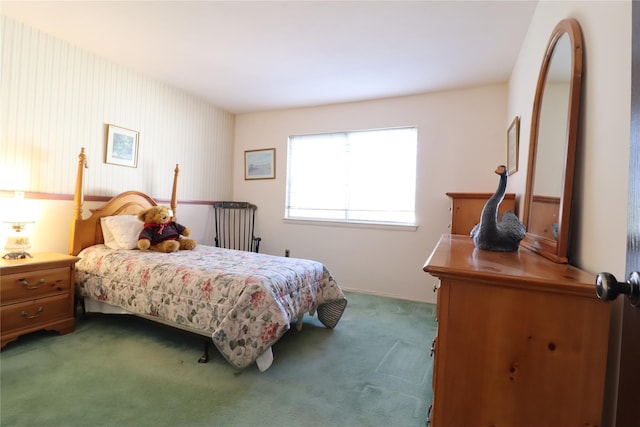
[105,124,139,168]
[245,148,275,180]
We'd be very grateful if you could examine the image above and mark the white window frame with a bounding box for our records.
[285,127,418,230]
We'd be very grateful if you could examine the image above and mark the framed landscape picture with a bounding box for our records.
[245,148,275,180]
[105,124,139,167]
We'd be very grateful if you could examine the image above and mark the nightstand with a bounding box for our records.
[1,252,79,349]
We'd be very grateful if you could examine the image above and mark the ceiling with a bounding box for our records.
[1,1,538,114]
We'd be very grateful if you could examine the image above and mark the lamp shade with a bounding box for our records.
[2,192,36,224]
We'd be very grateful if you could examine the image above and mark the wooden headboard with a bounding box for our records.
[68,148,179,255]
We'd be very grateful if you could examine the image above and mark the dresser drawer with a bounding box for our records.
[1,294,70,332]
[1,267,70,303]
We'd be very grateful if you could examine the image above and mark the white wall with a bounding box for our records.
[234,86,509,303]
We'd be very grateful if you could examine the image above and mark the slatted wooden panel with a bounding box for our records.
[213,202,260,252]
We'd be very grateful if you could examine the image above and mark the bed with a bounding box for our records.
[69,148,347,371]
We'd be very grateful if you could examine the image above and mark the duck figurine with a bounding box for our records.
[470,165,526,252]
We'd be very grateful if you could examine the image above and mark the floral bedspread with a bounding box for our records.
[75,245,347,369]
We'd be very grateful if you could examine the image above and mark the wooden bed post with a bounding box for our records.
[171,164,179,220]
[73,148,86,221]
[69,148,87,255]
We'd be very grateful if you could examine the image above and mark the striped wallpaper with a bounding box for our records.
[1,16,234,201]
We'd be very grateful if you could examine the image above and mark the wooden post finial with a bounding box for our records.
[171,163,179,219]
[69,147,87,255]
[72,148,87,220]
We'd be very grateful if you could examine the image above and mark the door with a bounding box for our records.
[597,5,640,425]
[613,3,640,425]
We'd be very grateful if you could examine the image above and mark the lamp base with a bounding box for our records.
[2,251,33,260]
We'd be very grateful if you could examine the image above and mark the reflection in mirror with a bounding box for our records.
[529,34,571,240]
[521,19,583,263]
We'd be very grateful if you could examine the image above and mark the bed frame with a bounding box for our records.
[68,147,220,364]
[68,147,179,257]
[67,148,345,371]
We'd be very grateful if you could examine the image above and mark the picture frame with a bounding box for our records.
[105,124,139,168]
[245,148,276,180]
[507,116,520,175]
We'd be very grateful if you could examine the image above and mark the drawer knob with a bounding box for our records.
[20,307,44,319]
[20,278,45,290]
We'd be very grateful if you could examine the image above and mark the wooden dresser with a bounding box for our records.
[447,192,516,235]
[1,253,79,348]
[423,235,610,427]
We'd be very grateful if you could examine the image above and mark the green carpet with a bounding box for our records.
[1,292,436,427]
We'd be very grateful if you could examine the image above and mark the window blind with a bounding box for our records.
[286,127,417,225]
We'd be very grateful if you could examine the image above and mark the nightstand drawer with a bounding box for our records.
[0,294,70,331]
[1,267,71,303]
[1,253,78,349]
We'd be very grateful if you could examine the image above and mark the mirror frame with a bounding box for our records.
[521,18,583,263]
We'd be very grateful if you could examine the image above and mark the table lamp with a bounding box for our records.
[2,192,35,260]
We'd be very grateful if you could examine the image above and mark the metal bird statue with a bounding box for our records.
[470,165,526,252]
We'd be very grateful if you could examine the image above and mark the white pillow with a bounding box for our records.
[100,217,117,247]
[100,215,143,250]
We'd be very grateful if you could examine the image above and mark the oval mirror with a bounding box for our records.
[521,18,583,263]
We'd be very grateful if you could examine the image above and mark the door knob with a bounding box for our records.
[595,271,640,307]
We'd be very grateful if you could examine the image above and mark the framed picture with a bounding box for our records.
[507,116,520,175]
[245,148,276,180]
[105,124,139,167]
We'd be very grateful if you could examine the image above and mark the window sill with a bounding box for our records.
[283,218,418,231]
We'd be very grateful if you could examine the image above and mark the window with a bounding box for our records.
[286,127,417,226]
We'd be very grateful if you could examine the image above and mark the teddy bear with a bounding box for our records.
[137,205,196,253]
